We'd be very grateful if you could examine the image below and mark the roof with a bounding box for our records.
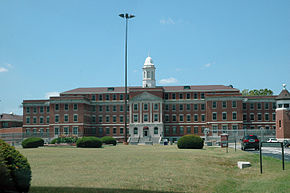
[62,85,239,94]
[277,89,290,100]
[0,113,23,122]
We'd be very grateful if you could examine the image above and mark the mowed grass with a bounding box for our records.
[18,145,290,193]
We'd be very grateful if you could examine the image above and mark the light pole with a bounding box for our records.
[119,13,135,144]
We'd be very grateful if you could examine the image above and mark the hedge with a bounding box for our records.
[177,135,204,149]
[101,136,117,146]
[76,137,102,148]
[22,137,44,148]
[0,139,32,193]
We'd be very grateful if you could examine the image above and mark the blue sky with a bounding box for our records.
[0,0,289,115]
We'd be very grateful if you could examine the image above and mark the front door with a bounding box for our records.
[143,130,148,137]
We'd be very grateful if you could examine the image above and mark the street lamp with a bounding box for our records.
[119,13,135,144]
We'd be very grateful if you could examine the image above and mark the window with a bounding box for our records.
[120,105,123,112]
[26,107,30,114]
[186,114,191,122]
[272,102,276,109]
[201,93,205,99]
[165,93,169,99]
[278,104,282,108]
[64,114,69,122]
[194,126,198,134]
[186,104,191,111]
[179,93,183,99]
[285,104,290,108]
[106,94,110,100]
[106,128,110,135]
[106,106,110,112]
[99,116,103,123]
[165,114,169,122]
[98,127,103,134]
[265,103,269,110]
[55,115,59,123]
[92,95,96,101]
[272,113,276,121]
[113,128,117,135]
[232,112,237,120]
[186,93,190,99]
[54,127,59,135]
[73,104,78,110]
[144,114,148,122]
[257,103,262,110]
[232,125,238,131]
[179,104,184,111]
[46,128,49,135]
[265,113,269,121]
[134,104,138,111]
[64,127,69,135]
[250,103,254,110]
[222,125,228,133]
[212,125,218,133]
[194,93,198,99]
[165,127,170,134]
[120,128,124,134]
[133,114,138,122]
[106,116,110,123]
[222,112,227,120]
[55,104,59,111]
[98,94,103,100]
[258,113,262,121]
[222,101,227,108]
[201,114,205,122]
[172,115,176,122]
[212,112,216,121]
[40,106,44,113]
[194,104,198,111]
[144,104,148,111]
[201,104,205,110]
[113,105,117,112]
[99,105,103,112]
[172,104,176,111]
[46,116,49,124]
[250,113,254,121]
[154,114,158,122]
[92,116,96,123]
[243,114,247,121]
[64,104,69,111]
[120,115,124,123]
[179,127,184,135]
[172,93,176,99]
[26,117,30,124]
[33,107,37,113]
[232,101,237,108]
[243,103,247,110]
[47,106,50,113]
[113,94,116,100]
[179,114,184,122]
[134,127,138,134]
[119,94,123,100]
[194,114,198,122]
[92,127,96,134]
[92,106,96,112]
[165,104,169,111]
[39,117,44,124]
[154,104,158,110]
[73,114,78,122]
[154,127,158,135]
[212,101,217,109]
[173,127,177,134]
[187,127,191,134]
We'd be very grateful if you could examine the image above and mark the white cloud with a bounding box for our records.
[0,67,8,72]
[160,18,175,25]
[45,92,60,99]
[204,63,211,67]
[5,63,13,68]
[159,77,178,85]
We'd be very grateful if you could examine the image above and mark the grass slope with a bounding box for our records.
[18,145,290,193]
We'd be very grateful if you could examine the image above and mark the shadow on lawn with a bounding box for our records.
[30,186,177,193]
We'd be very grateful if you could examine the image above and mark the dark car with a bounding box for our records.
[241,135,260,151]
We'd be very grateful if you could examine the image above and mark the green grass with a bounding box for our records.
[18,145,290,193]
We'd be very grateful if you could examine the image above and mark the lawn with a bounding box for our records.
[18,145,290,193]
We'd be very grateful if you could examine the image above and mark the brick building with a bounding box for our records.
[0,113,23,129]
[22,57,277,143]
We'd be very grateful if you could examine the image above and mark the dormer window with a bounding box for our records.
[107,87,114,91]
[184,86,190,89]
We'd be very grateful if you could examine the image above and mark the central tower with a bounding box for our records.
[142,56,156,88]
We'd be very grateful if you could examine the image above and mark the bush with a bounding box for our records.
[22,137,44,148]
[76,137,102,148]
[0,139,32,193]
[101,136,117,146]
[177,135,204,149]
[50,138,57,144]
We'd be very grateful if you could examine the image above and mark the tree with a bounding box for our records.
[242,89,273,96]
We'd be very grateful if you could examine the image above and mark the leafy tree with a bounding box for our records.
[242,89,273,96]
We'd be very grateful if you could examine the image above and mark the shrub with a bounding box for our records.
[101,136,117,146]
[22,137,44,148]
[76,137,102,148]
[177,135,204,149]
[50,138,57,144]
[0,139,32,193]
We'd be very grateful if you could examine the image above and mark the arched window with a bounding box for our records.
[154,127,158,135]
[134,127,138,135]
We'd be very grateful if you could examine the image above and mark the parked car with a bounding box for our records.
[267,138,278,143]
[241,135,260,151]
[284,140,290,148]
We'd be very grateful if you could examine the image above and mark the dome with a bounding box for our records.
[144,56,154,66]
